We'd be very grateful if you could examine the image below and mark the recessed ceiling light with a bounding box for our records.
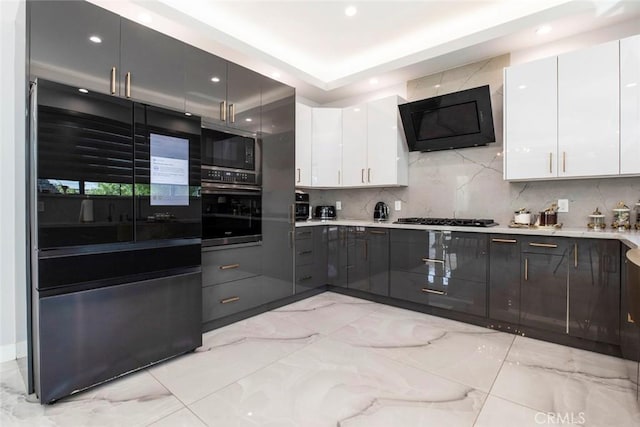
[78,88,89,94]
[245,118,252,122]
[271,71,280,78]
[185,112,192,116]
[369,78,379,85]
[210,77,220,83]
[138,13,152,24]
[345,6,357,17]
[89,35,102,44]
[536,25,552,35]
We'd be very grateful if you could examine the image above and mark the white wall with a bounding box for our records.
[1,0,27,363]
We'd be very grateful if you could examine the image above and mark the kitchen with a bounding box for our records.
[2,0,640,425]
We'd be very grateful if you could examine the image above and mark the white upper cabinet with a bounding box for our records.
[341,104,368,186]
[620,34,640,175]
[367,96,408,186]
[504,56,558,180]
[311,108,343,187]
[558,40,619,178]
[295,103,312,186]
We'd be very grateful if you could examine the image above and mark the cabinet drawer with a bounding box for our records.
[390,270,486,317]
[202,276,267,322]
[295,238,314,266]
[295,228,314,240]
[295,264,319,293]
[521,236,571,255]
[202,245,262,287]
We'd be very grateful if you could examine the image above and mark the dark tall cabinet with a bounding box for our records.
[488,235,521,325]
[184,45,228,122]
[346,227,389,296]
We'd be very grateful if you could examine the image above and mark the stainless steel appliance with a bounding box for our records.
[374,202,389,222]
[295,192,310,221]
[395,217,498,227]
[315,205,337,220]
[201,127,260,185]
[29,79,202,403]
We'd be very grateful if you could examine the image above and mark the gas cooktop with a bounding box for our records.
[394,218,499,227]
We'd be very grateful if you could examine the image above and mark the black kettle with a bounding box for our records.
[373,202,389,222]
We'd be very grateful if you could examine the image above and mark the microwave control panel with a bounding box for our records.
[201,169,257,184]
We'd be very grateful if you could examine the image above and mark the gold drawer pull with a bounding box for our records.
[529,243,558,248]
[219,263,240,270]
[492,238,517,243]
[299,275,313,281]
[298,250,312,255]
[220,296,240,304]
[422,258,445,264]
[524,258,528,281]
[297,231,312,237]
[629,313,635,323]
[369,230,387,235]
[421,288,446,295]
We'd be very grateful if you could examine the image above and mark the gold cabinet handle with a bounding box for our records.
[297,168,301,183]
[574,243,578,267]
[125,72,131,98]
[298,250,312,255]
[529,243,558,248]
[369,230,387,235]
[219,263,240,270]
[549,152,553,174]
[110,67,117,94]
[220,101,227,121]
[524,257,528,281]
[422,258,444,264]
[492,238,517,243]
[297,230,312,237]
[229,103,235,123]
[562,151,566,173]
[367,168,371,183]
[628,313,635,323]
[298,275,313,281]
[361,168,365,183]
[421,288,446,295]
[220,296,240,304]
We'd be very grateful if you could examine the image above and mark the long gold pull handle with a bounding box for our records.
[297,168,301,183]
[361,169,365,183]
[367,168,371,183]
[422,258,445,264]
[628,313,635,323]
[421,288,446,295]
[524,258,528,281]
[125,72,131,98]
[369,230,386,235]
[492,238,517,243]
[574,243,578,267]
[562,151,566,173]
[220,296,240,304]
[110,67,116,94]
[529,243,558,248]
[219,263,240,270]
[549,152,553,174]
[229,103,235,123]
[220,101,227,121]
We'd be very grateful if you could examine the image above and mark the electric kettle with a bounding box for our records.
[373,202,389,222]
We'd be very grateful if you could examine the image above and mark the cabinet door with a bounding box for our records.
[184,45,227,122]
[120,18,185,111]
[368,228,390,296]
[311,108,342,186]
[621,252,640,400]
[558,41,619,177]
[489,235,521,324]
[367,96,405,186]
[569,239,620,344]
[328,226,349,288]
[226,63,262,133]
[347,227,369,291]
[620,35,640,175]
[520,252,568,334]
[295,103,313,186]
[504,57,557,180]
[30,1,121,95]
[342,104,368,186]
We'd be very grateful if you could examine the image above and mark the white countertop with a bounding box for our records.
[296,219,640,249]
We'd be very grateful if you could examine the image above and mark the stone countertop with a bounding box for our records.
[627,248,640,267]
[295,219,640,249]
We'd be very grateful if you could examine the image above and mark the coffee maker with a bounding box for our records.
[373,202,389,222]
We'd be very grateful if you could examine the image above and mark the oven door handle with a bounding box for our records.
[201,183,262,194]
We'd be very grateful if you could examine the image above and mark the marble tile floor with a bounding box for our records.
[2,291,639,426]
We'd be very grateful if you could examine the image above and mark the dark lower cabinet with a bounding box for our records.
[347,228,369,292]
[295,227,327,293]
[569,239,620,344]
[327,225,347,288]
[488,235,521,324]
[343,227,389,296]
[622,248,640,400]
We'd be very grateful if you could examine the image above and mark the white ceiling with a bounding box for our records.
[92,0,640,103]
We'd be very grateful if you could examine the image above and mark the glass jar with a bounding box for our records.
[612,202,631,231]
[588,207,605,231]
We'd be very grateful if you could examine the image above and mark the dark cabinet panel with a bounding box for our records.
[367,228,390,296]
[202,276,268,322]
[184,45,228,121]
[347,227,369,292]
[202,245,262,287]
[488,235,521,324]
[327,226,348,288]
[120,19,186,111]
[568,240,620,344]
[621,250,640,400]
[30,0,121,95]
[294,226,327,293]
[226,63,262,132]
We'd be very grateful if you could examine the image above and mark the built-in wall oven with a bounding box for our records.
[201,127,262,246]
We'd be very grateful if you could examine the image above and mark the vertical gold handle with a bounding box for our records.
[361,169,365,183]
[110,67,116,94]
[574,243,578,267]
[125,72,131,98]
[229,103,235,123]
[220,101,227,121]
[524,258,528,281]
[549,152,553,174]
[563,151,566,173]
[297,168,301,183]
[367,168,371,183]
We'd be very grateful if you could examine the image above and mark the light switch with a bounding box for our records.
[336,201,342,210]
[557,199,569,213]
[394,200,401,211]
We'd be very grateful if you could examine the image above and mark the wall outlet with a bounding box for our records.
[336,201,342,210]
[557,199,569,213]
[394,200,402,211]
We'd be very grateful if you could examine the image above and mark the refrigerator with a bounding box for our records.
[28,79,202,403]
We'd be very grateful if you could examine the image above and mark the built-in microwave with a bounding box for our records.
[201,127,261,186]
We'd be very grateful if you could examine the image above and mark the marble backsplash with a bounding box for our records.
[306,54,640,228]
